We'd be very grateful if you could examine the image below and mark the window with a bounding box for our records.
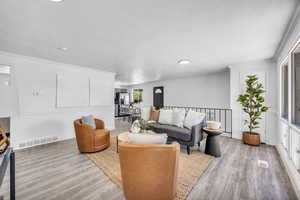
[281,63,289,119]
[292,44,300,125]
[0,65,11,87]
[133,89,143,103]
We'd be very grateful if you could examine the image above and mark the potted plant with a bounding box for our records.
[237,75,269,146]
[130,118,149,134]
[139,118,149,133]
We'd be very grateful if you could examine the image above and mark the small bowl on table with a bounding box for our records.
[206,121,221,130]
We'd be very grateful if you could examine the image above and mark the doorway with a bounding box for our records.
[153,86,164,109]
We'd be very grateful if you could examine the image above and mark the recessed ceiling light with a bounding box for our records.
[57,47,68,51]
[178,59,191,65]
[50,0,64,2]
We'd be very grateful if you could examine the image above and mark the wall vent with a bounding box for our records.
[258,160,269,168]
[18,136,58,149]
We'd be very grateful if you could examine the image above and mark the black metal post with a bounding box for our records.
[10,151,15,200]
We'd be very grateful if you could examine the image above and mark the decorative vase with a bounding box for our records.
[131,120,141,134]
[242,131,260,146]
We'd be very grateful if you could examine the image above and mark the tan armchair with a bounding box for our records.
[119,142,180,200]
[73,118,110,153]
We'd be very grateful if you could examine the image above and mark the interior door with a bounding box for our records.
[153,86,164,109]
[239,72,267,143]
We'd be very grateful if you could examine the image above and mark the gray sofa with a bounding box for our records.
[147,121,205,154]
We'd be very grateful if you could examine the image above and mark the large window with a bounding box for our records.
[292,44,300,125]
[282,63,289,119]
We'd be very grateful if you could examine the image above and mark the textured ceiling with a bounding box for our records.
[0,0,297,85]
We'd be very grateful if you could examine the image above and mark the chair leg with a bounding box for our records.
[187,145,191,155]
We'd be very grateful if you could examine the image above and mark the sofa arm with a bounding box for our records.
[191,122,204,146]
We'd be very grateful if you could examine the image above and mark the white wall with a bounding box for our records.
[0,51,115,149]
[126,70,230,109]
[274,4,300,198]
[229,59,278,145]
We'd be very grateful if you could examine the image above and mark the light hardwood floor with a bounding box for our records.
[0,119,297,200]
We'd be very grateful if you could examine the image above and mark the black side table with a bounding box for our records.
[202,128,223,157]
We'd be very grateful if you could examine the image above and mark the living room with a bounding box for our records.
[0,0,299,200]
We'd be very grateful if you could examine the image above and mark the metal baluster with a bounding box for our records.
[225,110,227,133]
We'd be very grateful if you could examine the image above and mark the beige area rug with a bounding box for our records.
[86,136,213,200]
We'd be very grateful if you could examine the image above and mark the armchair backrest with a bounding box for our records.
[74,119,95,152]
[119,142,180,200]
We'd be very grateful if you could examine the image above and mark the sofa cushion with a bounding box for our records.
[159,109,173,124]
[128,133,168,144]
[149,108,160,121]
[164,125,191,142]
[172,109,186,128]
[141,106,151,121]
[183,110,205,129]
[148,123,169,133]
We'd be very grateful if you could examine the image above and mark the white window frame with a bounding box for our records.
[280,56,290,122]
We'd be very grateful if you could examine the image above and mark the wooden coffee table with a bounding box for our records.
[116,130,155,153]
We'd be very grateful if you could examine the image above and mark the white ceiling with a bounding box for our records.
[0,0,297,85]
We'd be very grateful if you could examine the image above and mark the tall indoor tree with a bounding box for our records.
[237,75,269,145]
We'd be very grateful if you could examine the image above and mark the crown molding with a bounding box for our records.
[273,1,300,61]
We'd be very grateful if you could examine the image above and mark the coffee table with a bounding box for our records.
[116,130,155,153]
[202,127,223,157]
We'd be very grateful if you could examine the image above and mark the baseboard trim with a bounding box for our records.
[13,126,115,150]
[276,144,300,199]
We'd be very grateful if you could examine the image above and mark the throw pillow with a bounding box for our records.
[159,109,173,125]
[183,110,205,129]
[128,133,168,144]
[141,106,151,121]
[82,115,96,129]
[172,109,186,128]
[149,107,160,121]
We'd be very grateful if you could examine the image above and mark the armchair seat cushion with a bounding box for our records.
[164,126,191,142]
[94,129,110,147]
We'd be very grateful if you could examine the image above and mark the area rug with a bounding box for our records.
[86,136,213,200]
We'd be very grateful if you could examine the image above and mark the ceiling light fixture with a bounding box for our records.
[178,59,191,65]
[50,0,64,2]
[57,47,68,51]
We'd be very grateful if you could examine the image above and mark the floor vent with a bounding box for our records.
[18,136,58,149]
[258,160,269,168]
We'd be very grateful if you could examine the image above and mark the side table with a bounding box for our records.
[202,127,223,157]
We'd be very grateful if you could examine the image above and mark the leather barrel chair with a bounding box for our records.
[119,142,180,200]
[73,118,110,153]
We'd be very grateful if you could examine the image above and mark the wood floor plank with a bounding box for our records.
[0,120,297,200]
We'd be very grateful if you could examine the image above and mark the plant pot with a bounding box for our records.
[242,131,260,146]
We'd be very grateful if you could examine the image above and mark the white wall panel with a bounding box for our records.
[291,128,300,170]
[56,73,89,107]
[230,59,278,144]
[90,77,114,106]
